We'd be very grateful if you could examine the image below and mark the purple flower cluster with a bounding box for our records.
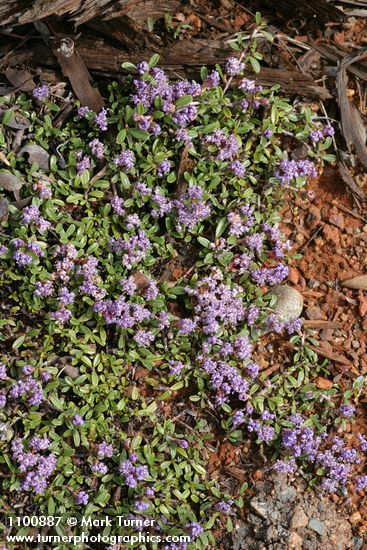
[76,153,91,175]
[119,453,149,488]
[132,67,200,125]
[75,490,89,505]
[12,437,56,494]
[204,70,220,89]
[22,205,51,232]
[204,129,239,160]
[94,108,108,131]
[33,180,52,199]
[310,124,335,143]
[9,368,43,406]
[97,442,113,459]
[89,138,105,159]
[114,150,135,170]
[157,160,171,177]
[224,57,245,76]
[276,415,363,493]
[248,417,275,443]
[174,186,211,231]
[186,272,245,335]
[32,84,49,101]
[251,263,289,286]
[274,159,317,186]
[109,230,151,269]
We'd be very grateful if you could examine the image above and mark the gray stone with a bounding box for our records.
[353,537,363,550]
[267,285,304,322]
[308,518,326,536]
[290,506,309,529]
[274,484,297,503]
[250,499,269,519]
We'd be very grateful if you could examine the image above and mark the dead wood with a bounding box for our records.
[337,162,366,202]
[337,48,367,170]
[53,37,104,112]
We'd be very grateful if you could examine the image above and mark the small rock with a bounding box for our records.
[320,328,333,341]
[249,499,269,519]
[359,294,367,317]
[323,224,340,245]
[288,266,299,285]
[290,506,309,529]
[330,212,345,230]
[354,537,364,550]
[289,532,303,549]
[349,512,362,525]
[308,517,326,536]
[267,285,303,323]
[342,275,367,291]
[305,305,323,320]
[274,484,297,503]
[314,377,333,390]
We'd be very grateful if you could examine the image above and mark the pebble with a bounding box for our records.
[349,512,362,525]
[320,329,333,341]
[308,518,326,536]
[275,484,297,503]
[305,305,323,320]
[267,285,304,322]
[249,499,269,519]
[354,537,364,550]
[289,532,303,550]
[290,506,309,529]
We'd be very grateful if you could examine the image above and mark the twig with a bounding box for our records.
[326,199,367,223]
[298,224,324,251]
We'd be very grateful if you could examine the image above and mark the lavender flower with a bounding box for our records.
[204,70,220,88]
[50,307,71,325]
[232,411,245,427]
[72,414,84,426]
[76,155,90,175]
[94,108,108,131]
[224,57,244,76]
[58,286,75,305]
[356,475,367,492]
[114,150,135,170]
[229,160,245,178]
[97,442,113,459]
[157,160,171,177]
[77,106,91,118]
[75,491,89,505]
[89,138,104,159]
[338,404,355,418]
[91,461,108,475]
[186,522,203,539]
[119,454,149,488]
[216,500,233,514]
[0,364,6,380]
[32,84,49,101]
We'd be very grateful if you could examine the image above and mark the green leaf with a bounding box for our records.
[121,62,136,71]
[176,95,193,109]
[249,56,261,74]
[215,217,227,238]
[148,54,160,68]
[12,335,25,349]
[116,129,126,144]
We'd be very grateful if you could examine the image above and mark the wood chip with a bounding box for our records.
[54,37,104,113]
[337,48,367,171]
[341,274,367,290]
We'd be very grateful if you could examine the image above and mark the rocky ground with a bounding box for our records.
[230,474,356,550]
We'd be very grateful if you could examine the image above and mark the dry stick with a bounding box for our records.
[326,199,367,223]
[298,224,324,252]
